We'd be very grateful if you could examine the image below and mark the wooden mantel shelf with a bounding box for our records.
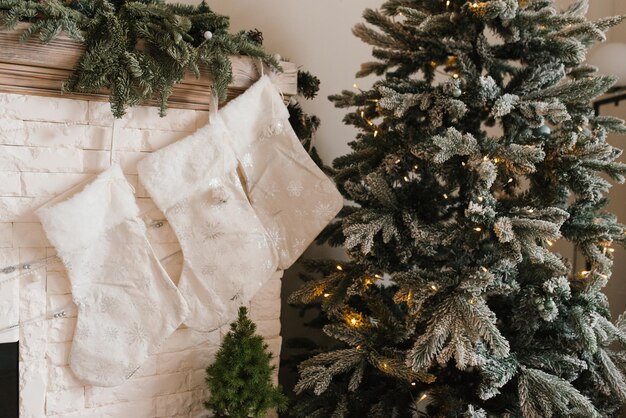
[0,22,297,111]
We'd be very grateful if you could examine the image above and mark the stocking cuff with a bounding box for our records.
[37,164,139,254]
[137,116,236,211]
[219,74,290,155]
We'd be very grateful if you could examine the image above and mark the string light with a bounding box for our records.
[414,164,419,170]
[452,73,460,79]
[580,271,590,277]
[577,126,584,132]
[346,312,364,327]
[336,265,343,271]
[468,297,476,305]
[323,293,331,298]
[473,227,482,232]
[356,345,362,350]
[411,382,416,386]
[480,266,488,272]
[478,196,484,202]
[418,393,428,402]
[493,157,500,164]
[395,158,401,164]
[461,161,466,166]
[608,248,616,253]
[483,156,489,161]
[404,176,410,182]
[528,209,534,213]
[374,274,382,279]
[443,193,449,199]
[546,240,554,247]
[507,178,514,184]
[382,362,388,369]
[374,129,379,137]
[430,284,438,291]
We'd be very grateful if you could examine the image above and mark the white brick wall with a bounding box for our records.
[0,93,283,418]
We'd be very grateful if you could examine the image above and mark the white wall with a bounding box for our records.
[0,94,282,417]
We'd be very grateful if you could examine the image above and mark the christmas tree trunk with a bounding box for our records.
[291,1,626,417]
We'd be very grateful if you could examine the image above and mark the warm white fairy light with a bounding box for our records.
[474,227,482,232]
[478,196,484,202]
[336,264,343,271]
[431,284,438,291]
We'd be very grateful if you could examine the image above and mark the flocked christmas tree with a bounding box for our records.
[290,0,626,416]
[205,307,288,418]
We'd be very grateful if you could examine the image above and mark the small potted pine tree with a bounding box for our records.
[205,307,288,418]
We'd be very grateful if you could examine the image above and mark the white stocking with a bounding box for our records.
[220,75,343,269]
[37,164,189,387]
[137,117,278,331]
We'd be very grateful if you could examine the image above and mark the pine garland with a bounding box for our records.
[0,0,279,117]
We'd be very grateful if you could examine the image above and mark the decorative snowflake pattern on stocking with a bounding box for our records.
[287,180,304,197]
[126,322,149,346]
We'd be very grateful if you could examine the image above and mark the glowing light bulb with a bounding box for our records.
[478,197,484,202]
[431,285,438,291]
[481,266,488,272]
[411,382,416,386]
[474,227,482,232]
[353,83,359,89]
[414,165,419,170]
[446,0,451,6]
[323,293,331,298]
[374,130,379,137]
[443,193,449,199]
[507,178,514,183]
[419,394,428,401]
[395,158,401,164]
[581,271,590,277]
[609,248,616,253]
[374,274,382,279]
[336,265,343,271]
[350,317,358,325]
[547,240,554,247]
[404,176,410,182]
[469,298,476,305]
